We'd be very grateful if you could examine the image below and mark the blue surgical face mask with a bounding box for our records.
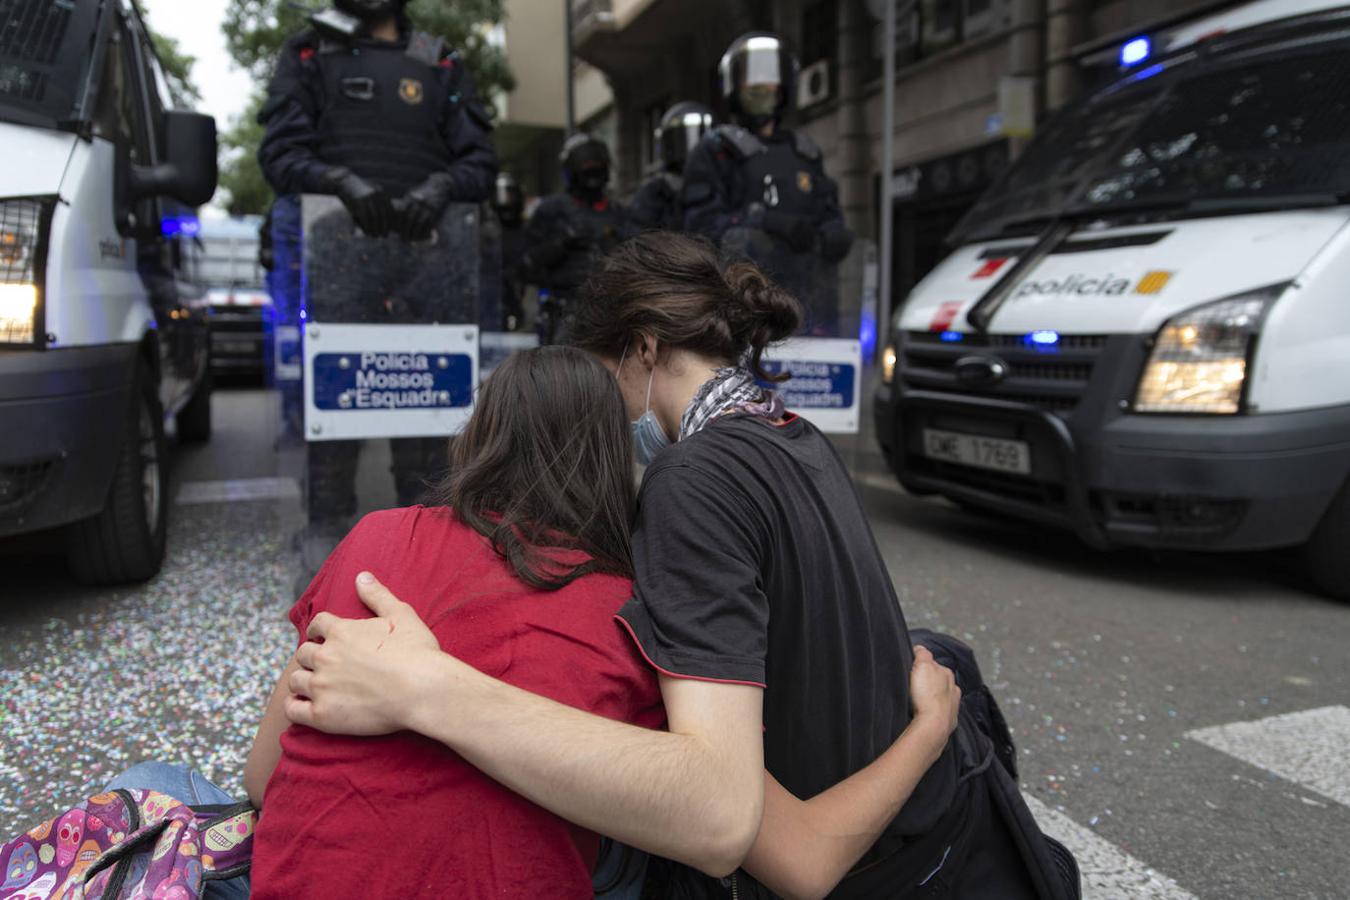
[620,344,671,466]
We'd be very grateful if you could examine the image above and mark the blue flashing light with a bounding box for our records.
[1121,36,1151,67]
[1133,63,1166,82]
[939,331,964,343]
[1025,330,1061,347]
[160,215,201,238]
[859,310,878,361]
[299,308,308,321]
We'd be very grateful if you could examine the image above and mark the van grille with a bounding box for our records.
[900,331,1108,415]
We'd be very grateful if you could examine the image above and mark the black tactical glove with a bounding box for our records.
[819,220,856,263]
[563,223,594,250]
[397,173,456,242]
[762,209,817,254]
[323,167,395,238]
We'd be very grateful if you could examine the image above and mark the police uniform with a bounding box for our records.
[522,193,630,297]
[629,171,683,232]
[521,135,632,343]
[683,124,853,332]
[257,15,497,550]
[631,101,713,233]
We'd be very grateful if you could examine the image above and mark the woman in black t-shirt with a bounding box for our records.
[287,234,1064,899]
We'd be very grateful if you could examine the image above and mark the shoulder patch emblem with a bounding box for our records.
[399,78,425,105]
[797,171,813,193]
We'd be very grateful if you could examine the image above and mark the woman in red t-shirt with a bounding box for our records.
[241,347,665,899]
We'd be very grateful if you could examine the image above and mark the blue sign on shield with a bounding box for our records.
[312,351,474,411]
[758,338,862,433]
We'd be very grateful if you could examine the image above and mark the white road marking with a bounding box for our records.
[176,477,301,506]
[1024,796,1198,900]
[1185,705,1350,809]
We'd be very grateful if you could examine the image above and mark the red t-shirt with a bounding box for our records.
[250,507,666,899]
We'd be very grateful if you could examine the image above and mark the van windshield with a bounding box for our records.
[956,32,1350,242]
[0,0,104,127]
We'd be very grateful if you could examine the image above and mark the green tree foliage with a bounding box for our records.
[218,0,513,215]
[147,31,203,107]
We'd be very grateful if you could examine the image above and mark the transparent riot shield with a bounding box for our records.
[479,202,505,332]
[292,196,483,588]
[722,226,841,336]
[724,226,865,438]
[478,204,541,379]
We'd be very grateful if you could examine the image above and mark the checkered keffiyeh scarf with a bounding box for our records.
[679,366,786,440]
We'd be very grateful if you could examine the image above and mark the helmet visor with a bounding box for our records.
[659,111,713,167]
[723,37,789,95]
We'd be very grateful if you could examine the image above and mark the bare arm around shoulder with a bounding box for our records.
[740,645,960,900]
[242,658,302,808]
[286,574,765,877]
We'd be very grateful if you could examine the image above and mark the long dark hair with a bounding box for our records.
[430,346,635,591]
[570,232,801,380]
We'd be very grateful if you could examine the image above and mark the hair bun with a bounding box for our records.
[722,261,802,347]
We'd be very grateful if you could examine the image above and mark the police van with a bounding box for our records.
[0,0,217,584]
[875,0,1350,600]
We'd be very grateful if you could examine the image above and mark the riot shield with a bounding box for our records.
[293,196,484,587]
[726,227,864,437]
[721,226,841,336]
[479,202,505,332]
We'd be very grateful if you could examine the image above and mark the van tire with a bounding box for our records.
[1303,478,1350,602]
[65,364,169,585]
[177,371,212,443]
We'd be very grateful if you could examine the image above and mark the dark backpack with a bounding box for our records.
[912,629,1081,900]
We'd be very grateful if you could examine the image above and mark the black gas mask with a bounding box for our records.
[573,165,609,200]
[560,133,612,203]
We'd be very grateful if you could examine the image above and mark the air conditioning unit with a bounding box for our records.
[798,59,832,109]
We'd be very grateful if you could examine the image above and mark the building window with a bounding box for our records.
[801,0,839,66]
[869,0,1012,79]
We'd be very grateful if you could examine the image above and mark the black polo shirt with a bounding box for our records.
[617,414,958,895]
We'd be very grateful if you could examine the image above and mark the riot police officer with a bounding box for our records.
[684,32,854,332]
[629,102,713,232]
[257,0,497,580]
[491,172,528,331]
[522,133,631,343]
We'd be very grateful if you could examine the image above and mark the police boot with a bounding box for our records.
[293,517,351,598]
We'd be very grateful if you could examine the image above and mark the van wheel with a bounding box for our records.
[1303,478,1350,602]
[177,370,212,443]
[65,364,168,585]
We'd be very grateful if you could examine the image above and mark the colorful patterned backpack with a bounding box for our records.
[0,789,255,900]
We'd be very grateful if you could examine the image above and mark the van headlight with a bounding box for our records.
[1134,286,1284,414]
[1,199,48,345]
[882,343,897,385]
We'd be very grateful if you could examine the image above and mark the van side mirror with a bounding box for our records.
[130,111,219,207]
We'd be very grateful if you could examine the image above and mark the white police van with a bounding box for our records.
[875,0,1350,600]
[0,0,217,584]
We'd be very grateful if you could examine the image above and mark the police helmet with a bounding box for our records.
[493,172,524,221]
[657,102,714,173]
[334,0,409,21]
[718,32,798,128]
[560,133,611,194]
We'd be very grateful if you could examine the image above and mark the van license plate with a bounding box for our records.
[922,429,1031,476]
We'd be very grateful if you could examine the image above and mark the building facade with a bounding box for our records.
[548,0,1229,310]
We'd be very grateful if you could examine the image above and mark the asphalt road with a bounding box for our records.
[1,386,1346,898]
